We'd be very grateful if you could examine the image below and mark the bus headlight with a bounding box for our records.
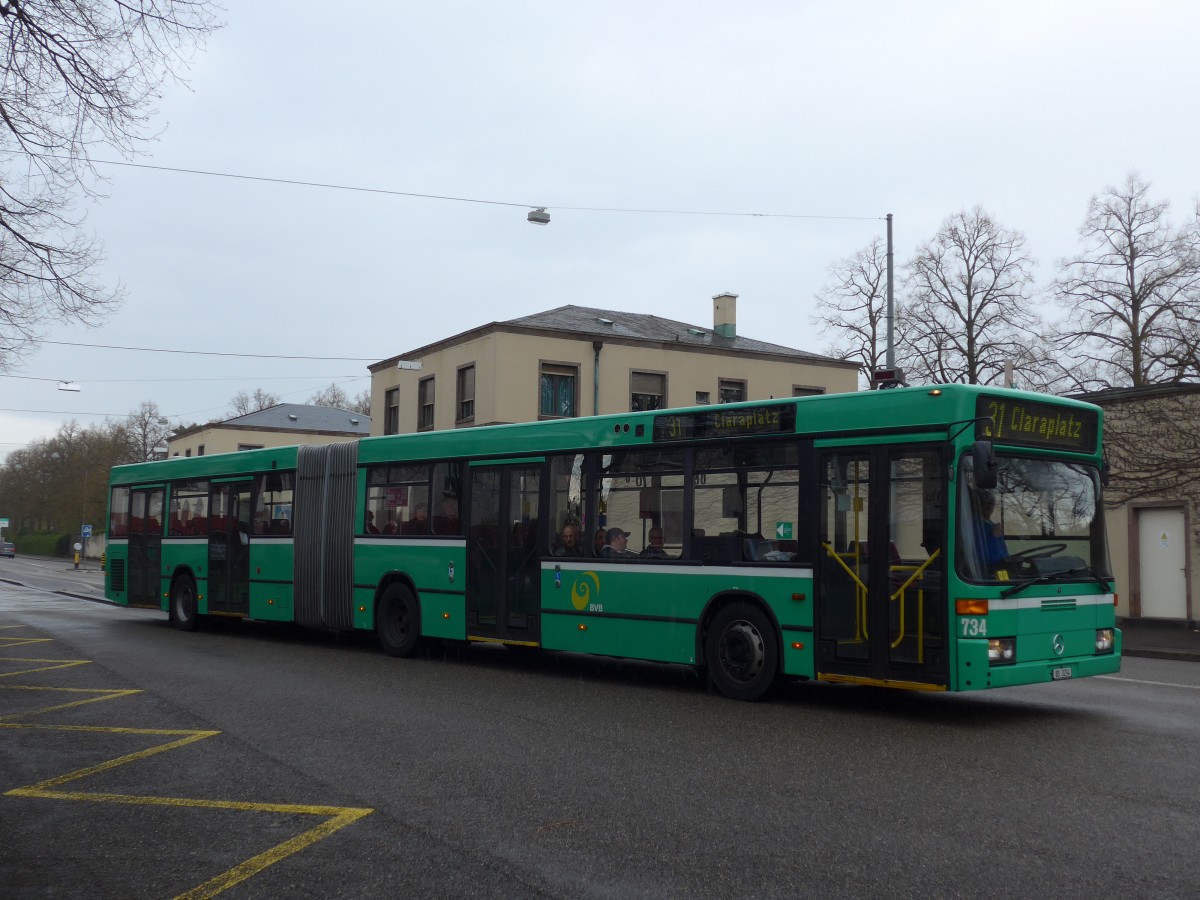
[1095,628,1114,653]
[987,638,1015,665]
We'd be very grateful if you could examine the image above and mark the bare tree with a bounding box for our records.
[0,416,131,533]
[308,382,370,415]
[1051,173,1200,390]
[0,0,220,370]
[308,382,349,409]
[229,387,281,416]
[812,237,889,387]
[899,207,1040,385]
[124,400,172,461]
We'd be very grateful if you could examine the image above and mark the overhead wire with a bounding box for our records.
[31,339,380,361]
[2,154,881,455]
[70,155,884,221]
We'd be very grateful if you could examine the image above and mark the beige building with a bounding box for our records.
[368,295,860,435]
[1083,385,1200,625]
[166,404,371,458]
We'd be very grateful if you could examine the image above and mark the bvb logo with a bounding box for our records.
[570,571,600,611]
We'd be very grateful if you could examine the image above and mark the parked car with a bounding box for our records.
[1,542,14,558]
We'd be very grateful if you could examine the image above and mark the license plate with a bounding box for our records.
[1051,667,1073,680]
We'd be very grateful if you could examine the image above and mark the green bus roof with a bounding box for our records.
[109,384,1103,485]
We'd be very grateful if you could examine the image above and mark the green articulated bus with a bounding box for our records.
[104,384,1119,700]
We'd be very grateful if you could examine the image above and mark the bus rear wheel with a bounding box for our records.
[377,584,420,657]
[169,575,199,632]
[706,603,778,701]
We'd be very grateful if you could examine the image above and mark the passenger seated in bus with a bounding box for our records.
[972,490,1008,566]
[365,510,381,534]
[554,522,583,557]
[382,511,399,534]
[592,527,607,556]
[602,527,638,558]
[640,527,670,559]
[402,503,429,535]
[433,496,459,534]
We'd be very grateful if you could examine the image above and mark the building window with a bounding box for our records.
[792,385,824,397]
[695,391,710,405]
[456,365,475,423]
[237,444,264,451]
[197,445,205,456]
[630,371,666,412]
[715,379,744,403]
[418,377,435,430]
[384,387,399,435]
[718,379,746,404]
[539,363,577,419]
[184,449,191,457]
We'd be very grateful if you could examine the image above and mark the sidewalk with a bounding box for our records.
[1119,618,1200,662]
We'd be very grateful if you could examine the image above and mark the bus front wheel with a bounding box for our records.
[706,603,778,701]
[169,575,199,632]
[377,584,421,657]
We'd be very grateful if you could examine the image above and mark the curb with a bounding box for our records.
[1122,648,1200,663]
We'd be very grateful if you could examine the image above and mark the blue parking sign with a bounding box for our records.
[82,525,92,538]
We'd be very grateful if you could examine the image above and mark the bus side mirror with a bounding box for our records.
[973,440,997,490]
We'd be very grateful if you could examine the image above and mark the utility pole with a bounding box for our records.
[871,213,906,389]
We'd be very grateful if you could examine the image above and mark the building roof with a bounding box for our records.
[172,404,371,439]
[223,403,371,433]
[1072,384,1200,405]
[370,304,855,371]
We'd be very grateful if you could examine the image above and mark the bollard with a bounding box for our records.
[74,551,80,569]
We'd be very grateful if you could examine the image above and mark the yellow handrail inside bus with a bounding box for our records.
[823,544,942,658]
[887,550,940,660]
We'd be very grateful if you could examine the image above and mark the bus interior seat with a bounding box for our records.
[743,536,771,561]
[696,532,741,564]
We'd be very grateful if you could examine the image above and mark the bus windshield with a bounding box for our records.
[958,453,1111,584]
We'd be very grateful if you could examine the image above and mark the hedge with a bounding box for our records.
[5,532,75,557]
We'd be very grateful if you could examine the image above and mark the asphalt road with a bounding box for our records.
[2,558,1198,899]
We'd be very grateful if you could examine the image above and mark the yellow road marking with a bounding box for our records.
[176,806,375,900]
[0,636,54,648]
[0,630,375,898]
[0,656,92,677]
[0,686,141,721]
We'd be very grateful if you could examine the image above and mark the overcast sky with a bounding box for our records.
[3,1,1198,461]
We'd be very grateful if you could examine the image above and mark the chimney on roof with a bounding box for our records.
[713,292,738,338]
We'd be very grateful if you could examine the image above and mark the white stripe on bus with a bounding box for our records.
[356,537,465,548]
[544,561,815,580]
[993,594,1115,609]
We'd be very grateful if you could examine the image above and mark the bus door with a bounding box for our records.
[816,446,948,687]
[128,486,164,608]
[466,463,542,644]
[208,480,253,616]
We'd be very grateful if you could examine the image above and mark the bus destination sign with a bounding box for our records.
[975,395,1098,452]
[653,406,796,442]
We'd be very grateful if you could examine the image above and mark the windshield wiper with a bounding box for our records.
[1001,564,1113,599]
